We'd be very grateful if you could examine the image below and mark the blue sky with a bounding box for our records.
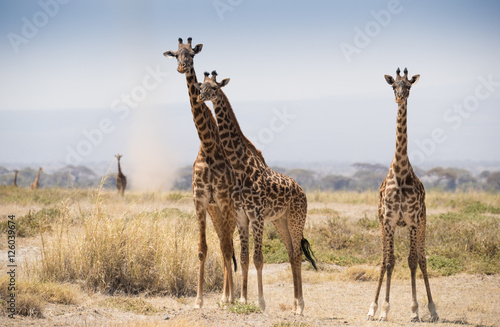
[1,0,500,178]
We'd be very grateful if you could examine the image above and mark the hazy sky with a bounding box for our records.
[1,0,500,178]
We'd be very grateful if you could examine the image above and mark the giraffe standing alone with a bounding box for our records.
[163,38,238,308]
[30,167,42,190]
[115,154,127,196]
[367,68,439,322]
[197,71,316,315]
[12,170,19,187]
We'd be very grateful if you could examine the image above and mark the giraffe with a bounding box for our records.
[30,167,42,190]
[196,71,317,315]
[366,68,439,322]
[12,170,19,187]
[115,154,127,196]
[163,38,238,308]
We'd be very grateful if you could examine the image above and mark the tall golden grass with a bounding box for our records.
[34,190,224,296]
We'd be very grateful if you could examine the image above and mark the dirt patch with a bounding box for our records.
[2,266,498,326]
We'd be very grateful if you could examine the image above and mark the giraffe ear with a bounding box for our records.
[163,50,177,58]
[194,82,202,90]
[409,74,420,85]
[384,75,394,85]
[219,78,230,87]
[193,44,203,54]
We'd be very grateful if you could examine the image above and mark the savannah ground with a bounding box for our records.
[0,187,499,326]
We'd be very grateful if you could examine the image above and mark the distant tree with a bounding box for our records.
[286,169,317,190]
[352,162,387,173]
[426,167,458,191]
[479,170,491,179]
[486,171,500,191]
[352,170,385,191]
[172,166,193,191]
[319,175,351,191]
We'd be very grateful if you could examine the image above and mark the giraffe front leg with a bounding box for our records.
[379,228,395,321]
[367,221,387,321]
[195,206,208,309]
[219,234,234,304]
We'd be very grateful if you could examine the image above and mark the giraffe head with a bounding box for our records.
[195,71,230,102]
[163,37,203,74]
[38,167,43,172]
[385,68,420,104]
[115,154,123,161]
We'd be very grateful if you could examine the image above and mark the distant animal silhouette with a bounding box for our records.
[115,154,127,196]
[366,68,438,322]
[12,170,19,187]
[30,167,42,190]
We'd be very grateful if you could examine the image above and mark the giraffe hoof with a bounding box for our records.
[379,316,388,322]
[258,298,266,312]
[410,316,420,323]
[366,314,374,321]
[429,314,439,322]
[194,298,203,309]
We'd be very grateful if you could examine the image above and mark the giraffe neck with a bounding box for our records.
[185,67,220,153]
[117,159,122,174]
[14,172,18,186]
[391,100,410,171]
[212,90,265,168]
[35,170,41,182]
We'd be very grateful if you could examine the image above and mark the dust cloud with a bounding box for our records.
[125,105,180,191]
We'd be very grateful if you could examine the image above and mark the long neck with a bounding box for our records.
[36,170,41,181]
[117,159,122,174]
[185,67,220,153]
[14,172,18,185]
[212,91,251,168]
[392,100,409,168]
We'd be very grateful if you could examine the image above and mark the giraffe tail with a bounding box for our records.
[301,238,317,270]
[232,240,237,273]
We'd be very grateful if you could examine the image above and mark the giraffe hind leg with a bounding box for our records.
[408,224,419,322]
[417,219,439,322]
[251,217,266,311]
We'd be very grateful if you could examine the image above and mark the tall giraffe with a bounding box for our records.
[163,38,238,308]
[196,71,316,315]
[12,170,19,187]
[115,154,127,196]
[367,68,439,322]
[30,167,42,190]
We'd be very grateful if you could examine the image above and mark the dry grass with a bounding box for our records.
[0,276,79,317]
[35,200,224,296]
[1,187,499,325]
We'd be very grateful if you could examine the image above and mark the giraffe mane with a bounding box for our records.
[218,89,267,166]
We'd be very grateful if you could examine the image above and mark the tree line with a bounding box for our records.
[1,163,499,192]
